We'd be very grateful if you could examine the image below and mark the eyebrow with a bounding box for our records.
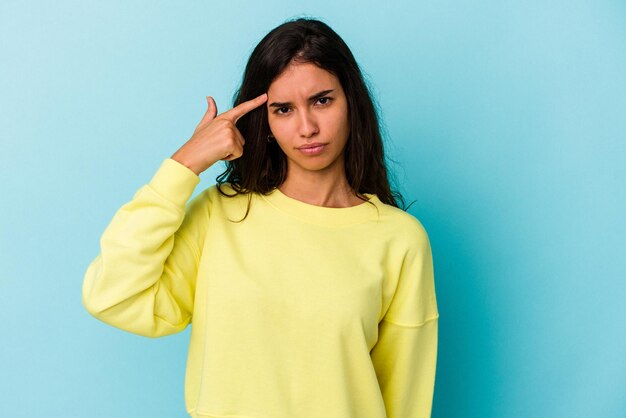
[268,89,335,108]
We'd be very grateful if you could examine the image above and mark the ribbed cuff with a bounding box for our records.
[148,158,201,207]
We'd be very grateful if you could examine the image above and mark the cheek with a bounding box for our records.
[329,110,350,139]
[268,117,290,137]
[330,100,350,129]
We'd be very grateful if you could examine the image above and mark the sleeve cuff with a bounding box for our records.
[148,158,201,207]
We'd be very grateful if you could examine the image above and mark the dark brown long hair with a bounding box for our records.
[215,17,413,221]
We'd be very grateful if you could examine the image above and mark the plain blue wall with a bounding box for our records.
[1,1,624,417]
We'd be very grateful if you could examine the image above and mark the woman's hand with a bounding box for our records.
[171,93,268,176]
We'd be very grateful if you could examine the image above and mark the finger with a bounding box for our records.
[231,133,246,159]
[220,93,267,124]
[222,143,242,161]
[235,129,246,148]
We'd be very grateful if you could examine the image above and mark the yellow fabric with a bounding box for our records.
[82,158,440,418]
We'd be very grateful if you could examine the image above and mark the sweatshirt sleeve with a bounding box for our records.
[82,158,210,338]
[370,221,439,418]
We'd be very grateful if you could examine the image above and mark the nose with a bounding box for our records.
[298,109,319,138]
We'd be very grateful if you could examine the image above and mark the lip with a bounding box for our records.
[297,142,328,149]
[297,143,327,156]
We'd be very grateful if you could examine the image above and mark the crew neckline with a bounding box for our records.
[260,187,382,227]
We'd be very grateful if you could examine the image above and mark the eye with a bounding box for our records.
[272,97,333,116]
[275,106,290,115]
[317,97,332,105]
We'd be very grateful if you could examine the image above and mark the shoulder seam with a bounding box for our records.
[382,314,439,328]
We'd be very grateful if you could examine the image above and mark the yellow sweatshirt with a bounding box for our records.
[82,158,439,418]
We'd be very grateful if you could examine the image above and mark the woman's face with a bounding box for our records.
[266,61,350,175]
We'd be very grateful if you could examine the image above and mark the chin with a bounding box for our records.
[294,154,344,173]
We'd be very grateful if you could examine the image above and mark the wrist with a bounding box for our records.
[171,154,201,176]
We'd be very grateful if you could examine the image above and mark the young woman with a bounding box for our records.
[82,17,439,418]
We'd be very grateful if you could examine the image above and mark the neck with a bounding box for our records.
[278,159,365,208]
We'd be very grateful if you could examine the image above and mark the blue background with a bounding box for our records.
[1,1,624,417]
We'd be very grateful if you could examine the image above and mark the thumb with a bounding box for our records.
[199,96,218,125]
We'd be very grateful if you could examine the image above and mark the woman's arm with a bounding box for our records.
[81,158,210,338]
[371,315,439,417]
[370,221,440,417]
[82,93,268,337]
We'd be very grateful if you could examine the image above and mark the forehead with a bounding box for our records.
[268,62,340,97]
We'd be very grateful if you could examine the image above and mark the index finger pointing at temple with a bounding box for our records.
[221,93,268,124]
